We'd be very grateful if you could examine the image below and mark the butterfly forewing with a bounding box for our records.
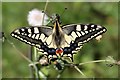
[11,26,53,49]
[63,24,107,44]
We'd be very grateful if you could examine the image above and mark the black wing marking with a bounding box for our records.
[62,24,76,35]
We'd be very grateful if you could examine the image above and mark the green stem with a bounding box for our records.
[34,47,37,61]
[42,0,49,25]
[78,60,106,66]
[74,66,86,77]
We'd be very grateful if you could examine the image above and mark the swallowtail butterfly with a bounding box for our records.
[11,14,107,62]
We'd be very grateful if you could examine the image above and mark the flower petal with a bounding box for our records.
[27,9,48,26]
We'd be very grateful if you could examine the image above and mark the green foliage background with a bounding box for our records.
[2,2,118,78]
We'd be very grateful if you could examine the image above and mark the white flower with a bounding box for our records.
[27,9,48,26]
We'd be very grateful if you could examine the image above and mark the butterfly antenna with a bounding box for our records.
[60,8,67,17]
[42,10,53,19]
[42,10,53,24]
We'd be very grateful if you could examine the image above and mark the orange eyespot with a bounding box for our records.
[56,48,63,55]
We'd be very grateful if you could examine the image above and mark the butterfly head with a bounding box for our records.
[51,14,62,24]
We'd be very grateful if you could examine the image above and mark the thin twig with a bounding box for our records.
[33,45,40,78]
[29,62,47,78]
[6,38,32,63]
[78,60,106,66]
[39,71,47,79]
[42,0,49,25]
[61,60,106,67]
[29,62,40,79]
[74,66,86,77]
[29,46,37,78]
[34,47,38,61]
